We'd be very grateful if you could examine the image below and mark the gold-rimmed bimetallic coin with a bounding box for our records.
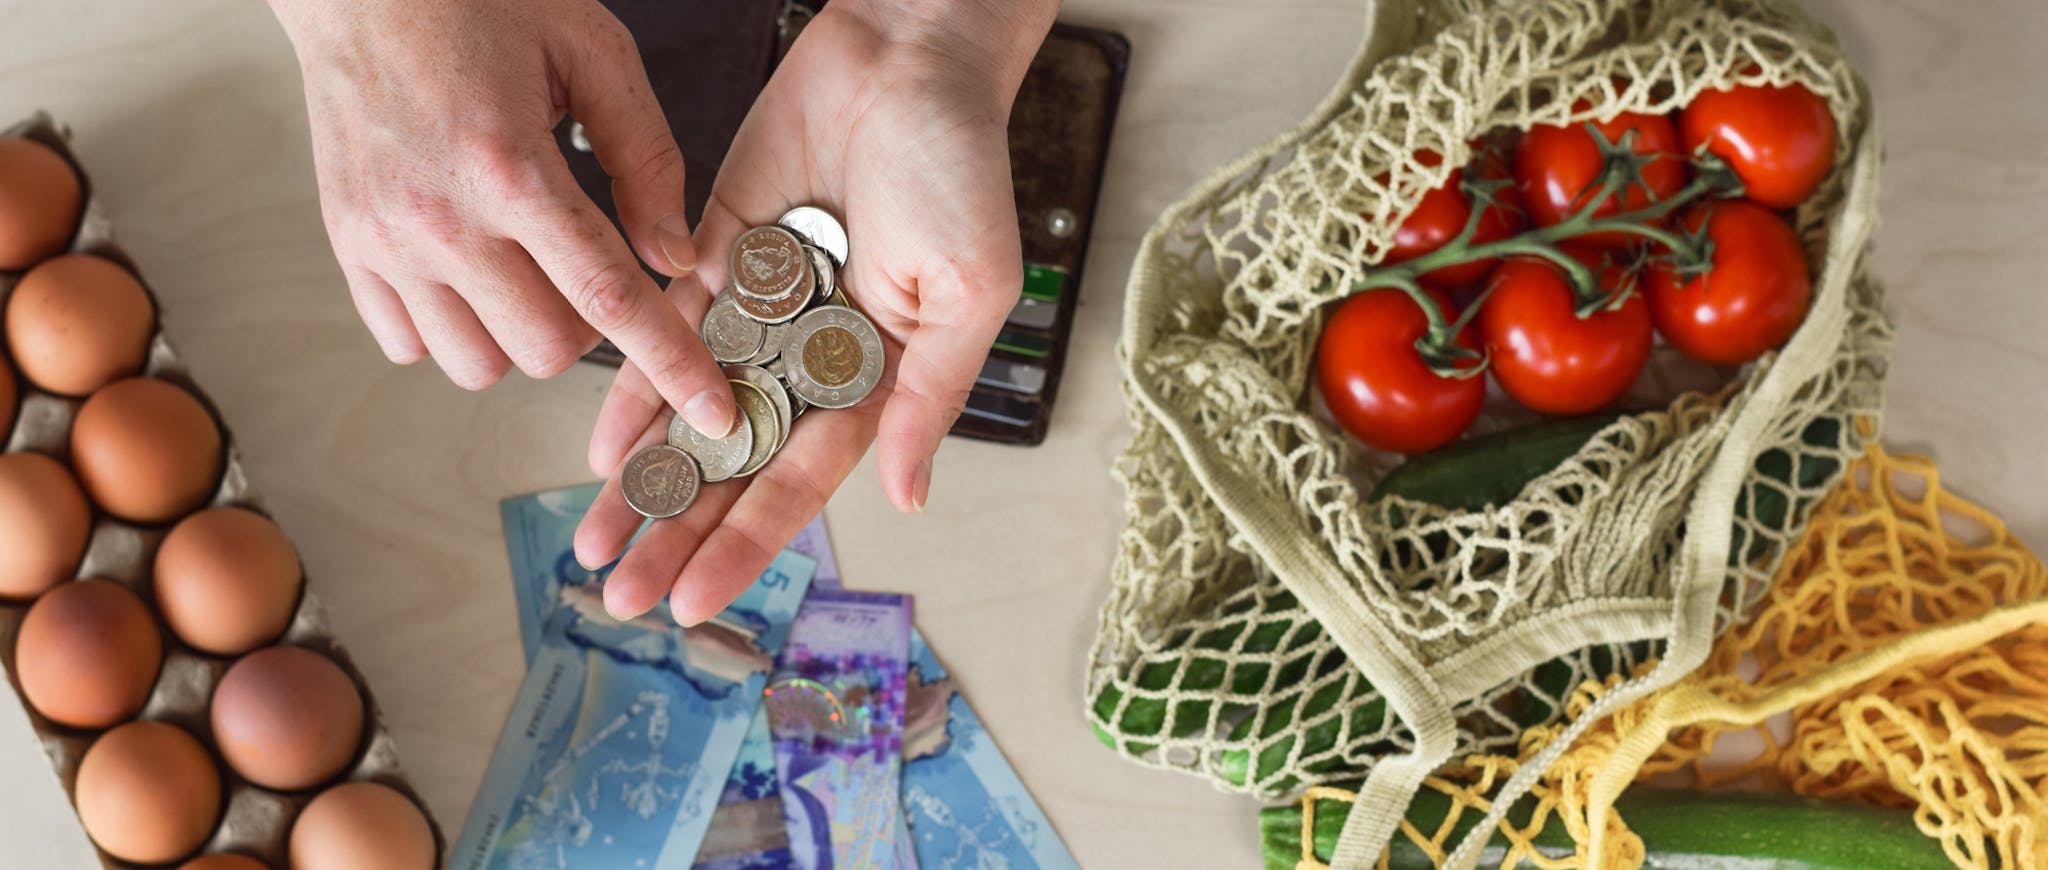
[781,305,884,410]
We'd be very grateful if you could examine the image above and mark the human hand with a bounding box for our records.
[268,0,738,436]
[571,0,1059,622]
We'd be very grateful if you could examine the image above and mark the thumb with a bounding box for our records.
[554,20,696,277]
[874,265,1020,513]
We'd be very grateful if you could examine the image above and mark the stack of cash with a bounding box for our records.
[625,208,885,520]
[455,484,1079,870]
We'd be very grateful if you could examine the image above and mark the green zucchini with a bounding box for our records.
[1370,412,1627,511]
[1261,786,1955,870]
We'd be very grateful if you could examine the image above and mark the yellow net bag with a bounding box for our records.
[1089,0,1888,864]
[1290,442,2048,869]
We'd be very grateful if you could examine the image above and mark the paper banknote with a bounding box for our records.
[501,483,837,661]
[769,590,914,869]
[456,530,816,870]
[500,486,1077,868]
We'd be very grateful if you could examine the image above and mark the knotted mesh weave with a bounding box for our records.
[1288,442,2048,869]
[1087,0,1890,864]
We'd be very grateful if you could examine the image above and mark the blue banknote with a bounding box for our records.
[499,486,1077,869]
[500,483,835,661]
[461,499,816,870]
[769,590,915,869]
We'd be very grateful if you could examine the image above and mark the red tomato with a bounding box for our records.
[1680,81,1836,210]
[1317,287,1484,454]
[1515,111,1686,248]
[1646,200,1811,365]
[1478,248,1652,415]
[1384,151,1525,287]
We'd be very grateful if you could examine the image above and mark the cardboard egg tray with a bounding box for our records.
[0,111,443,868]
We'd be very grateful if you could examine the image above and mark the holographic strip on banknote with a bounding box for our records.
[768,589,914,869]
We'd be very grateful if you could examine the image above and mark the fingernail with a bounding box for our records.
[657,214,696,274]
[683,389,735,439]
[911,458,932,512]
[603,582,652,620]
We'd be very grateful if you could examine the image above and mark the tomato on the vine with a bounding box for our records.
[1515,110,1686,248]
[1384,151,1525,287]
[1646,199,1810,366]
[1680,81,1836,209]
[1317,287,1483,454]
[1478,247,1652,415]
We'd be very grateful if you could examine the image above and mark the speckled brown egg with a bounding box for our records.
[74,720,221,864]
[70,377,221,524]
[179,853,271,870]
[0,137,81,270]
[0,451,92,600]
[5,254,153,396]
[155,507,302,656]
[211,645,363,791]
[289,781,435,870]
[14,577,162,728]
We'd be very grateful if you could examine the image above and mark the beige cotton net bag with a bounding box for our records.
[1087,0,1889,866]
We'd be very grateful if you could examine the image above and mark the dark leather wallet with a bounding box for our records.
[560,4,1129,447]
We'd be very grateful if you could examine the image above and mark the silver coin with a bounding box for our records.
[730,225,808,301]
[781,305,884,410]
[747,318,795,366]
[732,258,813,324]
[777,206,848,266]
[729,380,781,478]
[669,390,754,482]
[725,364,794,454]
[621,444,701,519]
[702,291,766,363]
[808,245,836,304]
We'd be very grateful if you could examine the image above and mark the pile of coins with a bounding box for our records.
[623,207,886,519]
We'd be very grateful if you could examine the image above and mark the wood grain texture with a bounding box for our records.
[0,0,2040,867]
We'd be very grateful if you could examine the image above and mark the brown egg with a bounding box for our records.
[70,377,222,524]
[155,507,303,655]
[14,578,162,728]
[0,451,92,600]
[74,720,221,864]
[179,854,271,870]
[211,645,363,791]
[0,137,82,270]
[5,254,154,395]
[289,781,435,870]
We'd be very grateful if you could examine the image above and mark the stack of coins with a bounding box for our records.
[622,207,886,520]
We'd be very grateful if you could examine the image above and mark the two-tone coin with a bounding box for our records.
[702,292,766,363]
[782,305,884,409]
[669,397,754,482]
[777,206,849,266]
[621,444,702,519]
[725,364,794,454]
[731,225,810,301]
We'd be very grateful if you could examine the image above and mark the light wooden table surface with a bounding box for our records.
[0,1,2042,867]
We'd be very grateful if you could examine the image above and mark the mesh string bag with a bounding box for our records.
[1286,441,2048,869]
[1087,0,1890,865]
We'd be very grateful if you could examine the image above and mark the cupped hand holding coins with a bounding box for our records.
[573,2,1041,624]
[618,211,881,520]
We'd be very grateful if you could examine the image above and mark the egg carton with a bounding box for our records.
[0,111,444,869]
